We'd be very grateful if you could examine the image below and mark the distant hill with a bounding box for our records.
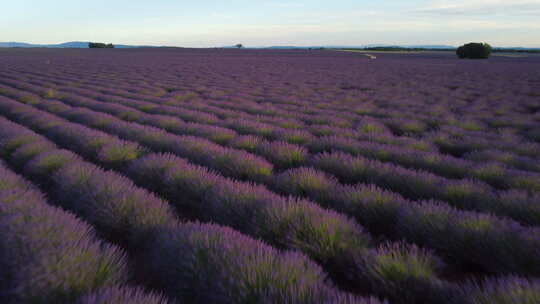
[0,41,162,48]
[3,42,539,51]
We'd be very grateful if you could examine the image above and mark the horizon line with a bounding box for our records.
[2,41,540,49]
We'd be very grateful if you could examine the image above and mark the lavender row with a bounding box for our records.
[454,276,540,304]
[2,50,537,140]
[27,77,538,175]
[51,88,310,170]
[271,167,540,276]
[0,79,316,167]
[0,115,175,247]
[0,89,147,170]
[310,151,540,226]
[66,94,309,169]
[182,99,537,163]
[60,84,319,145]
[75,286,168,304]
[8,79,534,192]
[127,153,474,303]
[429,130,540,160]
[3,52,534,159]
[0,93,392,302]
[89,83,436,151]
[53,77,532,148]
[57,89,238,144]
[71,81,438,153]
[464,149,540,174]
[2,73,539,195]
[4,85,540,276]
[63,82,436,151]
[54,78,331,125]
[0,161,131,303]
[80,81,540,161]
[0,116,372,303]
[56,104,274,181]
[61,82,540,172]
[0,89,273,181]
[0,76,480,177]
[0,99,346,246]
[309,135,540,192]
[0,77,435,156]
[3,77,309,179]
[128,154,373,283]
[2,45,540,294]
[0,96,462,302]
[0,97,375,298]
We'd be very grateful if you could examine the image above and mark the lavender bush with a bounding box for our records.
[0,162,128,303]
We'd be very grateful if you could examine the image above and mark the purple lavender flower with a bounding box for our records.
[0,163,129,303]
[76,286,169,304]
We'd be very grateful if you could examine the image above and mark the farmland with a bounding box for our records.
[1,48,539,303]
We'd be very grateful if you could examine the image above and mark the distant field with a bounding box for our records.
[1,48,539,303]
[339,48,539,58]
[338,49,445,54]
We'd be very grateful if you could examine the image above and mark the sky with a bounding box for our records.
[2,0,540,47]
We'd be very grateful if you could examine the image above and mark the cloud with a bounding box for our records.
[414,0,540,15]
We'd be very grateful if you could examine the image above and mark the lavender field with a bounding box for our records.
[1,48,539,303]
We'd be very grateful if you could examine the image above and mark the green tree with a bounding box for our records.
[456,42,492,59]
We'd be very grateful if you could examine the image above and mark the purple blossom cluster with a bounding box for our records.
[75,286,169,304]
[0,161,129,303]
[1,48,539,303]
[310,151,540,226]
[272,167,540,275]
[0,99,375,303]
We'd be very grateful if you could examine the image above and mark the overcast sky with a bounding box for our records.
[2,0,539,47]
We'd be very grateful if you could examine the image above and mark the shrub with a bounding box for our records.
[0,164,128,303]
[272,129,315,145]
[97,141,147,169]
[225,118,276,138]
[10,140,57,169]
[51,162,176,247]
[44,102,273,181]
[352,243,455,304]
[336,184,408,236]
[139,222,358,303]
[256,141,309,169]
[127,153,373,285]
[457,42,492,59]
[273,167,338,202]
[395,202,540,275]
[454,276,540,304]
[495,190,540,226]
[0,118,44,158]
[229,135,263,152]
[23,149,81,181]
[182,122,237,144]
[385,118,428,136]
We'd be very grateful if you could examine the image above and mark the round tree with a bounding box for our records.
[456,42,492,59]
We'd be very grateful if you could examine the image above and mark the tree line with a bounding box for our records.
[88,42,114,48]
